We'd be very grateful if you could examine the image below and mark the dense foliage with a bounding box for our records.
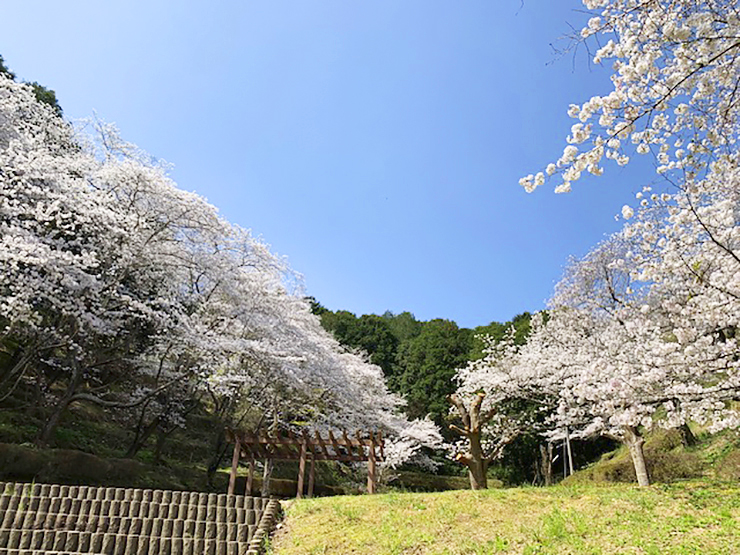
[0,71,441,477]
[315,305,532,434]
[461,0,740,487]
[314,305,562,482]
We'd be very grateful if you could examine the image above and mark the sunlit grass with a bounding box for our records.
[271,482,740,554]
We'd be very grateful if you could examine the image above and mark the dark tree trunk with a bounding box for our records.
[37,359,83,446]
[539,442,553,486]
[678,423,697,447]
[0,350,33,402]
[154,427,167,465]
[207,428,228,489]
[125,415,162,458]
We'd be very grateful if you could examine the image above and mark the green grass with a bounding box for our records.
[271,482,740,554]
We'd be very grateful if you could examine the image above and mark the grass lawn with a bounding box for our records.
[270,482,740,554]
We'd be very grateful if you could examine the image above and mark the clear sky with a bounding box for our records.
[2,1,655,328]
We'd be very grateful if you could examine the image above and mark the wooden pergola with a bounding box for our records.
[226,428,384,498]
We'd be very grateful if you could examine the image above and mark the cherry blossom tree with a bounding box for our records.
[0,74,439,471]
[524,226,738,485]
[450,328,553,489]
[508,0,740,486]
[457,225,738,486]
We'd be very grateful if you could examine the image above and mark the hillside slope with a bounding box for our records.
[563,428,740,486]
[272,483,740,554]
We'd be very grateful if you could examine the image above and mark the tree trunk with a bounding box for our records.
[539,443,553,486]
[678,423,697,447]
[448,392,492,490]
[623,426,650,486]
[466,430,488,489]
[37,359,83,446]
[0,350,33,402]
[207,428,228,488]
[467,461,488,490]
[565,428,574,476]
[260,459,273,497]
[154,427,167,465]
[125,415,162,458]
[453,426,489,489]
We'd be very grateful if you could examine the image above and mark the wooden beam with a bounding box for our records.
[315,430,331,459]
[367,436,377,494]
[296,440,308,499]
[342,430,354,457]
[307,454,316,498]
[328,430,342,458]
[245,457,254,496]
[230,429,385,463]
[228,437,241,496]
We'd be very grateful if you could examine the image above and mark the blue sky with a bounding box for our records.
[2,1,655,328]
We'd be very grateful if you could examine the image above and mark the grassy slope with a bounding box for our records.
[272,483,740,554]
[272,430,740,554]
[0,396,230,491]
[564,428,740,485]
[0,398,350,495]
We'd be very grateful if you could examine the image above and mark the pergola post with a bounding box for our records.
[296,440,308,499]
[307,454,316,498]
[367,436,377,494]
[228,437,241,496]
[245,457,255,496]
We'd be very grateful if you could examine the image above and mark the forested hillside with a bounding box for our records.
[311,303,532,435]
[310,305,607,485]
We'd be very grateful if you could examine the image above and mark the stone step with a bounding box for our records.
[0,519,257,544]
[0,502,260,526]
[2,509,259,531]
[0,483,278,555]
[0,484,265,511]
[0,551,83,555]
[0,528,249,554]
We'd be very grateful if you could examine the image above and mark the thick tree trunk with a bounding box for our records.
[449,392,491,490]
[623,426,650,486]
[467,462,488,490]
[465,431,488,490]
